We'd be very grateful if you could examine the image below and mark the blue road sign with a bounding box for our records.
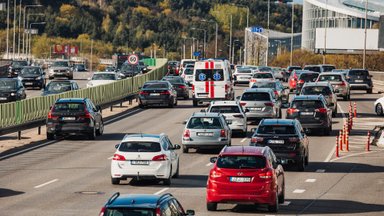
[251,26,264,33]
[193,51,201,57]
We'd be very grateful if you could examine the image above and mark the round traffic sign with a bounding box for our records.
[127,54,139,65]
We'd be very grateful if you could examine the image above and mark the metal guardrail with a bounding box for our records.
[0,58,168,131]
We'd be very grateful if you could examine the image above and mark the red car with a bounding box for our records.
[288,70,308,92]
[206,146,285,212]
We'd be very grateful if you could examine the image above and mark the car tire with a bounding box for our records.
[278,109,282,118]
[47,133,55,140]
[305,153,309,165]
[184,95,189,100]
[88,127,96,140]
[48,76,53,80]
[297,156,305,171]
[168,99,174,108]
[139,103,145,109]
[96,121,104,136]
[278,183,285,204]
[111,177,120,185]
[193,100,198,107]
[182,145,189,153]
[376,103,383,116]
[323,127,330,136]
[174,98,178,106]
[367,89,373,94]
[163,168,172,186]
[207,202,217,211]
[268,191,279,213]
[173,160,180,178]
[332,106,337,117]
[68,76,73,80]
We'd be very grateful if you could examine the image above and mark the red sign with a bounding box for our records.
[54,45,79,55]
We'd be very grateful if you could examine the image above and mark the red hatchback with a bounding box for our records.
[206,146,285,212]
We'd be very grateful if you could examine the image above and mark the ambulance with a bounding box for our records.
[192,59,235,106]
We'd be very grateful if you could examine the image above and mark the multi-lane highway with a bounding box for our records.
[1,84,384,215]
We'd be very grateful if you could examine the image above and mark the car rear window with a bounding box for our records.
[46,82,72,92]
[318,75,342,82]
[118,142,161,152]
[162,77,184,84]
[195,69,224,81]
[289,66,302,71]
[104,208,155,216]
[143,83,168,89]
[299,73,318,82]
[301,86,331,95]
[322,66,335,72]
[304,66,321,73]
[241,92,271,101]
[349,70,368,76]
[217,155,266,169]
[257,125,296,135]
[183,61,195,67]
[292,100,324,109]
[187,117,223,129]
[210,105,241,113]
[53,102,85,112]
[237,69,252,74]
[253,73,273,79]
[183,68,193,75]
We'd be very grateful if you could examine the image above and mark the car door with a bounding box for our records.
[86,99,100,126]
[297,123,309,154]
[164,137,178,173]
[18,80,26,99]
[269,149,284,193]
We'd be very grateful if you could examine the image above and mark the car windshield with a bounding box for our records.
[104,208,155,216]
[252,82,276,89]
[12,61,28,67]
[183,68,193,75]
[253,73,273,79]
[21,68,41,75]
[0,80,17,91]
[301,86,331,95]
[257,125,296,135]
[187,117,223,129]
[46,82,72,92]
[195,69,224,81]
[162,77,184,84]
[292,100,324,109]
[349,70,368,76]
[210,105,241,113]
[237,69,252,74]
[299,73,318,82]
[92,73,116,80]
[318,75,342,82]
[216,155,266,169]
[118,142,161,152]
[52,61,69,67]
[241,92,270,101]
[183,61,195,67]
[143,83,168,89]
[75,64,85,70]
[52,102,84,112]
[289,66,302,71]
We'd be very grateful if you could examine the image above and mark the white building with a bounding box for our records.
[302,0,384,51]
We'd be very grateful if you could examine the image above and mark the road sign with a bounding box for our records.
[127,54,139,65]
[251,26,264,33]
[193,51,201,57]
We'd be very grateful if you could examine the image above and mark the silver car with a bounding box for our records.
[182,112,232,153]
[206,101,247,137]
[233,66,253,85]
[238,88,282,121]
[300,82,338,117]
[317,72,350,100]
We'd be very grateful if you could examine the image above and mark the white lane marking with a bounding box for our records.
[293,189,306,194]
[281,201,291,206]
[34,179,59,189]
[108,156,113,160]
[305,179,317,183]
[0,140,56,160]
[240,138,247,143]
[153,188,169,195]
[206,162,213,166]
[105,108,142,124]
[330,150,383,162]
[316,169,326,173]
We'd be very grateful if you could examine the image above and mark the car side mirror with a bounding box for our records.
[182,120,188,125]
[210,157,217,164]
[138,86,142,89]
[186,210,195,215]
[173,144,181,150]
[87,77,91,81]
[236,96,241,100]
[115,144,119,149]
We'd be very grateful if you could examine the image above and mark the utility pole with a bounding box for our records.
[6,0,10,59]
[229,14,232,63]
[215,22,218,58]
[12,0,16,59]
[363,0,368,69]
[90,39,93,72]
[323,0,328,64]
[17,0,22,58]
[290,2,294,66]
[266,0,270,66]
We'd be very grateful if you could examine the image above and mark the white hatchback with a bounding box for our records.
[111,133,180,185]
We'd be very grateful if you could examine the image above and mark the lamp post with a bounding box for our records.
[201,19,218,58]
[290,1,294,66]
[23,4,42,57]
[6,0,10,59]
[229,14,232,63]
[266,0,270,66]
[232,4,249,64]
[28,21,45,60]
[191,28,207,58]
[25,13,44,58]
[363,0,368,69]
[17,0,22,58]
[12,0,16,59]
[323,0,328,64]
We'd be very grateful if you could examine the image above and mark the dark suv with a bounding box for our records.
[8,60,28,77]
[346,69,373,93]
[0,78,26,103]
[46,98,104,140]
[250,119,309,171]
[286,95,332,136]
[139,81,178,108]
[295,71,319,93]
[99,192,195,216]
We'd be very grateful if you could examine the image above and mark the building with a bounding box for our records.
[302,0,384,52]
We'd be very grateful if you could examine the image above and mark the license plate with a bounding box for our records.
[150,93,160,96]
[25,82,33,85]
[301,112,314,115]
[268,140,284,144]
[197,132,213,136]
[230,177,252,183]
[355,80,363,82]
[226,120,232,124]
[56,73,63,75]
[0,97,7,100]
[197,93,209,97]
[62,117,75,120]
[250,107,262,111]
[131,160,149,165]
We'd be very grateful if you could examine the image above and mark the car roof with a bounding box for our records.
[210,101,239,106]
[107,194,164,209]
[48,80,76,83]
[121,133,163,143]
[243,88,273,93]
[299,71,319,75]
[191,112,222,118]
[56,98,86,103]
[260,119,297,126]
[318,72,342,76]
[220,146,267,156]
[293,95,324,100]
[303,82,331,87]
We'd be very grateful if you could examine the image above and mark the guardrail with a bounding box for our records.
[0,58,168,132]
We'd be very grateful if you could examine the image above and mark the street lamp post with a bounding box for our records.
[229,14,232,63]
[290,2,294,66]
[12,0,16,59]
[25,13,44,58]
[266,0,270,66]
[191,28,207,58]
[28,21,45,60]
[201,19,218,58]
[6,0,10,59]
[17,0,22,58]
[363,0,368,69]
[23,4,42,57]
[323,0,328,64]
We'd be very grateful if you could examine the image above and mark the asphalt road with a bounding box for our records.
[1,83,384,215]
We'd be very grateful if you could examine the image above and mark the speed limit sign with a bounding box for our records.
[127,54,139,65]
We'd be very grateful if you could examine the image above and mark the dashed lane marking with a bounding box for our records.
[34,179,59,189]
[153,188,169,195]
[305,179,317,183]
[206,162,213,166]
[293,189,306,194]
[240,138,248,143]
[281,201,291,206]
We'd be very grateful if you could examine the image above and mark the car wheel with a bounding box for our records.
[111,177,120,185]
[332,107,337,117]
[47,133,55,140]
[367,89,373,94]
[48,76,53,80]
[297,156,305,171]
[96,121,104,136]
[305,153,309,165]
[168,99,174,108]
[323,127,330,136]
[163,167,172,186]
[268,191,279,213]
[207,202,217,211]
[278,183,285,204]
[88,127,96,140]
[184,95,189,100]
[139,102,146,109]
[193,100,198,107]
[174,98,178,106]
[376,103,383,116]
[68,76,73,80]
[182,145,189,153]
[173,160,180,178]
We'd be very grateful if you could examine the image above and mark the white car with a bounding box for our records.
[249,72,275,88]
[233,66,253,85]
[180,64,194,85]
[206,101,248,137]
[111,133,180,185]
[87,72,119,88]
[374,96,384,116]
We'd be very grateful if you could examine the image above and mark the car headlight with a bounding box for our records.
[36,76,41,80]
[10,92,16,96]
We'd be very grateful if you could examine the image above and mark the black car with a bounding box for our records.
[99,193,195,216]
[120,64,141,78]
[8,60,28,77]
[296,71,319,93]
[250,119,309,171]
[168,61,180,75]
[73,64,87,72]
[46,98,104,140]
[251,80,289,104]
[18,66,46,89]
[42,80,80,96]
[286,95,332,136]
[346,69,373,93]
[161,76,189,99]
[139,81,178,108]
[0,78,26,103]
[138,61,149,73]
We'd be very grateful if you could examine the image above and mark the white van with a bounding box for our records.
[192,59,234,106]
[180,59,196,75]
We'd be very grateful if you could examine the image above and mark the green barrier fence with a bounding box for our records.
[0,58,168,129]
[142,58,156,67]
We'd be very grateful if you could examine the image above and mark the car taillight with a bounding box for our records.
[139,91,149,95]
[240,102,247,106]
[220,129,227,138]
[315,108,327,113]
[112,154,126,161]
[156,207,161,216]
[259,169,273,179]
[288,137,299,142]
[160,90,171,95]
[178,85,186,89]
[233,114,244,118]
[225,84,229,92]
[298,79,304,84]
[210,170,222,178]
[99,207,106,216]
[264,102,274,107]
[183,129,190,138]
[287,108,299,115]
[273,90,278,96]
[47,111,58,120]
[191,84,194,91]
[152,154,167,161]
[251,136,264,143]
[340,81,346,86]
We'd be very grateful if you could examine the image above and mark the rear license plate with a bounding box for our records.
[25,82,33,85]
[197,132,213,136]
[250,107,262,111]
[0,97,7,100]
[197,93,209,97]
[131,160,149,165]
[230,177,252,183]
[301,112,314,115]
[226,120,232,124]
[355,80,363,82]
[150,93,160,96]
[62,117,75,120]
[268,140,284,144]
